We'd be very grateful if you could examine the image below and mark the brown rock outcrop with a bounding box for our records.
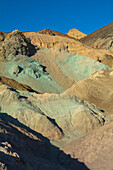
[1,28,113,68]
[81,22,113,53]
[0,30,36,61]
[38,28,74,39]
[0,76,39,93]
[24,31,113,68]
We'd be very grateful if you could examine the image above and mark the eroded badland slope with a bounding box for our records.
[0,23,113,169]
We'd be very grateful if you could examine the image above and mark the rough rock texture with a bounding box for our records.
[0,24,113,169]
[1,29,113,68]
[0,86,64,141]
[0,113,86,170]
[0,30,36,61]
[64,70,113,114]
[0,32,6,62]
[63,121,113,170]
[81,22,113,53]
[71,105,105,134]
[0,85,108,143]
[37,93,106,136]
[67,28,86,39]
[24,31,76,48]
[24,31,113,68]
[0,113,53,170]
[36,49,111,82]
[38,28,74,39]
[0,47,111,94]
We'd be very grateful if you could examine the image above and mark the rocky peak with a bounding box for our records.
[0,30,36,61]
[67,28,87,39]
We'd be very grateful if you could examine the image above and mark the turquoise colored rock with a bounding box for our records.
[55,53,112,81]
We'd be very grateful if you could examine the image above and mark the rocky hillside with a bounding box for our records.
[64,70,113,114]
[81,22,113,53]
[1,28,113,68]
[0,23,113,169]
[63,121,113,170]
[0,113,89,170]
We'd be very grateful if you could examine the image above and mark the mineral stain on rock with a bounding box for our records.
[0,23,113,170]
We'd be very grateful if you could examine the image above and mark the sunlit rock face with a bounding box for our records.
[81,22,113,53]
[67,28,87,39]
[64,70,113,114]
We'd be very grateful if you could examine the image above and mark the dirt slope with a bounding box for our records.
[63,121,113,170]
[64,70,113,114]
[81,22,113,53]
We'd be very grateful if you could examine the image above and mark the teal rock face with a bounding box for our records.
[4,56,61,93]
[54,53,112,81]
[2,51,112,94]
[0,86,107,140]
[7,63,23,76]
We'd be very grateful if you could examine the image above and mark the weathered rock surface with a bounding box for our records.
[63,121,113,170]
[1,28,113,68]
[81,22,113,53]
[36,93,107,136]
[0,24,113,170]
[0,113,86,170]
[0,47,111,94]
[0,30,36,61]
[0,76,39,93]
[0,113,53,170]
[0,85,108,144]
[0,86,64,141]
[0,32,6,62]
[24,31,113,68]
[64,70,113,114]
[38,28,74,39]
[67,28,86,39]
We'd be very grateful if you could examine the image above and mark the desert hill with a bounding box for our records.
[38,28,75,39]
[1,28,113,68]
[0,23,113,169]
[81,22,113,53]
[64,70,113,114]
[0,113,89,170]
[67,28,86,39]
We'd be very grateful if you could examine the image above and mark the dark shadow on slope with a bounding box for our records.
[47,116,64,134]
[0,112,49,143]
[0,113,90,170]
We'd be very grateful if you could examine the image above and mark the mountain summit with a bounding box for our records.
[67,28,87,39]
